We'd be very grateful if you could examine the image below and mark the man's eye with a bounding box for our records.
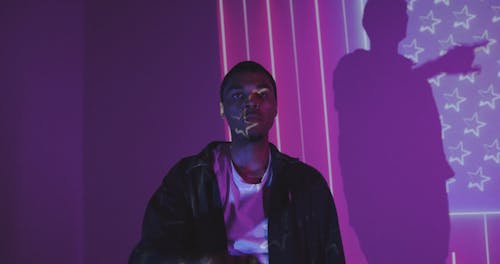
[257,91,268,98]
[231,93,243,100]
[255,88,271,99]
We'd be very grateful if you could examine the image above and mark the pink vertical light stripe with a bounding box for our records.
[216,1,367,263]
[313,0,333,190]
[223,0,248,68]
[292,0,330,182]
[217,0,228,74]
[216,0,232,141]
[289,0,307,162]
[319,0,368,262]
[245,0,277,146]
[267,0,304,160]
[217,0,248,141]
[264,0,282,150]
[242,0,251,60]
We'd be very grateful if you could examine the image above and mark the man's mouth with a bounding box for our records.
[243,108,262,120]
[229,109,261,138]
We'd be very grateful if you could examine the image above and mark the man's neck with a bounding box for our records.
[230,138,270,184]
[370,42,399,57]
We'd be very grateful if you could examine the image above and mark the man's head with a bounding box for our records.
[219,61,277,141]
[220,61,277,102]
[362,0,408,47]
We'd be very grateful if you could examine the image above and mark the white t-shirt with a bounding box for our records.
[213,145,272,264]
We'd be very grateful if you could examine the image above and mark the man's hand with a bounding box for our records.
[437,41,487,75]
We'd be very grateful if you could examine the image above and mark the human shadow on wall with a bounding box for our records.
[332,0,484,263]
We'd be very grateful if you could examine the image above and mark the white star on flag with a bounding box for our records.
[458,72,476,83]
[444,88,466,112]
[463,112,486,137]
[402,39,424,62]
[497,60,500,78]
[448,141,471,166]
[429,73,446,87]
[439,34,458,55]
[478,84,500,109]
[483,139,500,164]
[446,178,456,193]
[473,30,497,55]
[467,167,491,192]
[492,6,500,23]
[453,5,476,30]
[420,10,442,34]
[440,115,451,139]
[434,0,450,6]
[408,0,417,11]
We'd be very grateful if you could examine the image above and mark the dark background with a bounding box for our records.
[0,0,223,263]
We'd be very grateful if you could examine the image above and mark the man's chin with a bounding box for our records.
[232,129,267,142]
[247,133,266,142]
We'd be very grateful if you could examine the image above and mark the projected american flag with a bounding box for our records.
[402,1,499,263]
[404,1,499,207]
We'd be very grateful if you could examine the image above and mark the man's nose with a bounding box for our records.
[246,91,260,106]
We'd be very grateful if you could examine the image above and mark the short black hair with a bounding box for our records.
[220,61,277,102]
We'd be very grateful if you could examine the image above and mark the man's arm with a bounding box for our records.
[129,161,196,264]
[318,178,346,263]
[414,42,485,79]
[130,160,262,264]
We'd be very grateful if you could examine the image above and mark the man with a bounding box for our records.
[130,61,345,263]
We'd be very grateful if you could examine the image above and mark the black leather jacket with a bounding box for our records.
[129,142,345,264]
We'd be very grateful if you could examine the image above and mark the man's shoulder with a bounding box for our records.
[333,49,370,91]
[174,141,228,166]
[160,141,227,183]
[277,157,332,200]
[286,159,321,177]
[290,160,326,185]
[336,49,370,67]
[272,149,326,187]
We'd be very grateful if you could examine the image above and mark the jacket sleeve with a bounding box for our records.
[294,165,346,263]
[316,174,346,264]
[323,187,346,263]
[129,160,197,264]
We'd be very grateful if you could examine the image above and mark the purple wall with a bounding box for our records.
[2,1,222,263]
[84,0,223,263]
[0,1,84,263]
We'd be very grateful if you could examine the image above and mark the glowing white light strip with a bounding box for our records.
[265,0,282,150]
[217,0,232,141]
[448,211,498,263]
[227,124,232,141]
[218,0,228,74]
[359,0,369,49]
[484,215,490,264]
[451,252,456,264]
[242,0,251,60]
[314,0,334,191]
[289,0,306,162]
[340,0,350,52]
[449,211,500,216]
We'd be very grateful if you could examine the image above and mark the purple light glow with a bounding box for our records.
[217,0,499,263]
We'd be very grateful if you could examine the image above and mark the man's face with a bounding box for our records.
[221,71,277,141]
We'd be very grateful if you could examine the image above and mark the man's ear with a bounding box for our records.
[219,102,225,117]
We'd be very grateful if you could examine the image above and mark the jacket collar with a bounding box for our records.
[185,141,299,173]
